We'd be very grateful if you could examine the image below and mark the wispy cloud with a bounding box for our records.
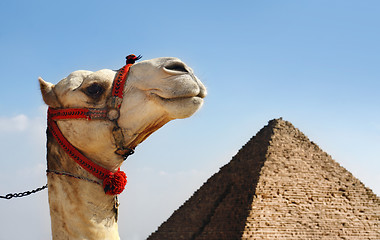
[0,108,47,180]
[0,114,30,132]
[0,106,47,133]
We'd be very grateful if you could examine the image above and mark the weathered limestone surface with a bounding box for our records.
[148,119,380,240]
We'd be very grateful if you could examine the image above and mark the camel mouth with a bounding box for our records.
[151,92,204,119]
[151,92,204,102]
[149,82,206,101]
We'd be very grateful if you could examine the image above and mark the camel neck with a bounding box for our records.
[46,131,120,240]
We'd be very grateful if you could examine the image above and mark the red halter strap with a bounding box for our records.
[48,108,108,120]
[47,54,141,195]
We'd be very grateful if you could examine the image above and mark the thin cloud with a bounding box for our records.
[0,114,29,132]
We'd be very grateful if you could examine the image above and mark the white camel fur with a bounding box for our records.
[39,57,206,239]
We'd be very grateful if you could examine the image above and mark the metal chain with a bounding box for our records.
[0,184,48,200]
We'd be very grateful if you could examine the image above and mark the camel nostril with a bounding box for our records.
[164,62,189,73]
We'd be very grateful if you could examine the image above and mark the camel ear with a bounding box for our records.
[39,77,60,108]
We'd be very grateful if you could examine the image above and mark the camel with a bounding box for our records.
[39,55,206,240]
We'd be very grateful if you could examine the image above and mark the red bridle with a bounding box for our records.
[47,54,141,195]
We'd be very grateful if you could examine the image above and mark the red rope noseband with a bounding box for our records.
[47,54,141,195]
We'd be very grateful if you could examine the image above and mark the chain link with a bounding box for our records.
[0,184,48,200]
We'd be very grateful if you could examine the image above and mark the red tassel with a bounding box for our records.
[126,54,142,64]
[103,170,127,195]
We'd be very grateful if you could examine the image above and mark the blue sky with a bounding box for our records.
[1,1,379,239]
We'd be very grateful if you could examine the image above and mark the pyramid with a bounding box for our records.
[148,119,380,239]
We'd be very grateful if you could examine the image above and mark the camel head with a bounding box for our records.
[39,57,206,172]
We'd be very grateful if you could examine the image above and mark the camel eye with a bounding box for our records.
[85,83,104,99]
